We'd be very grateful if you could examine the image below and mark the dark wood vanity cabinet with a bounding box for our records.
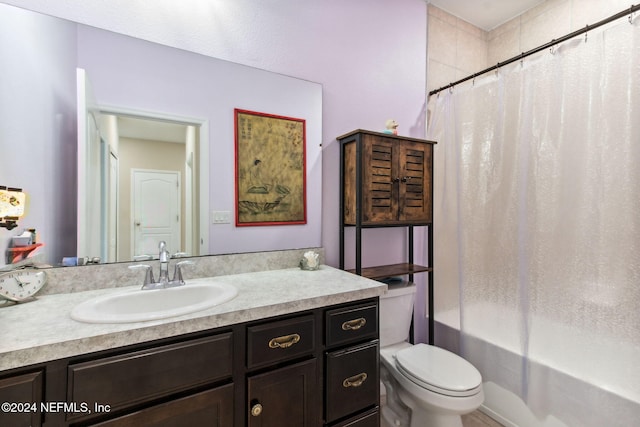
[246,314,320,426]
[0,297,380,427]
[324,300,380,426]
[245,302,380,427]
[247,358,318,427]
[67,333,234,422]
[63,332,235,426]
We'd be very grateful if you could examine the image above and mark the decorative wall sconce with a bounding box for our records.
[0,187,26,230]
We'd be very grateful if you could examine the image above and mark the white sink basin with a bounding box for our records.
[70,282,238,324]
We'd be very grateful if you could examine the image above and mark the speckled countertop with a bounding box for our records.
[0,265,386,371]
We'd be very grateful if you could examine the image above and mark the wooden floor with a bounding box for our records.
[380,388,505,427]
[381,409,505,427]
[462,410,505,427]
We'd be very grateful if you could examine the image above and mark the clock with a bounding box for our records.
[0,268,47,303]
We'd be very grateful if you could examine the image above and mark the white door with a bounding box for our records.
[77,68,103,261]
[132,170,181,258]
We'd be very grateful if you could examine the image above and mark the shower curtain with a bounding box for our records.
[428,17,639,427]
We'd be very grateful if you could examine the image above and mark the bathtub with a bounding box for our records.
[435,304,640,427]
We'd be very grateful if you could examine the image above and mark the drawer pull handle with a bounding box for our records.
[343,372,368,388]
[251,403,263,417]
[342,317,366,331]
[268,333,301,349]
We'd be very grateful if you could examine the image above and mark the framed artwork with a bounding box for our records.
[0,187,26,230]
[234,109,307,226]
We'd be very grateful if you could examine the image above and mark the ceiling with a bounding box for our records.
[117,116,188,144]
[428,0,547,31]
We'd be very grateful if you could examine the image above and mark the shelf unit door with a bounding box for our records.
[343,136,397,226]
[360,136,397,224]
[397,140,432,223]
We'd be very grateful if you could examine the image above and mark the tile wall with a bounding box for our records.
[427,0,634,95]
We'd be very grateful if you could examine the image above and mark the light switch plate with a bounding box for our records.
[212,211,232,224]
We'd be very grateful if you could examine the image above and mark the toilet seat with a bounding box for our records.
[395,344,482,397]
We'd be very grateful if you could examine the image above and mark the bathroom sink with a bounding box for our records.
[70,281,238,324]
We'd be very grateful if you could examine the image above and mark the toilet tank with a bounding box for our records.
[379,283,417,347]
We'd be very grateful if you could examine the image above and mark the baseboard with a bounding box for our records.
[479,405,518,427]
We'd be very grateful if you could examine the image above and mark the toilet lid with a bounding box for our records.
[395,344,482,397]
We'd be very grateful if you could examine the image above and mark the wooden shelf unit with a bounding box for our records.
[345,263,433,280]
[338,129,436,345]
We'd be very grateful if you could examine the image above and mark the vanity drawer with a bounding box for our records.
[325,301,378,348]
[67,333,232,420]
[325,341,379,423]
[89,384,234,427]
[0,370,44,427]
[328,407,379,427]
[247,314,315,369]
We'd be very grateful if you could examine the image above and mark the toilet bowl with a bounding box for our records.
[380,283,484,427]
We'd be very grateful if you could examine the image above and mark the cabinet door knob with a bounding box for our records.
[343,372,368,388]
[341,317,366,331]
[268,333,301,349]
[251,403,263,417]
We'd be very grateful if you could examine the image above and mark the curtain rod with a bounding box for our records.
[428,4,640,97]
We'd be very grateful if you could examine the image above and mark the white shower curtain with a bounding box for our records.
[428,18,640,427]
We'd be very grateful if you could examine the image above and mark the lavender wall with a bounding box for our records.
[0,4,77,267]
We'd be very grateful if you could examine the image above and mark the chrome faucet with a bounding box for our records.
[128,241,194,290]
[158,241,171,285]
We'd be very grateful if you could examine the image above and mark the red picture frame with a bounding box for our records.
[234,109,307,226]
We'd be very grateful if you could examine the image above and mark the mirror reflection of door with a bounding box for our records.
[132,170,181,258]
[99,114,200,262]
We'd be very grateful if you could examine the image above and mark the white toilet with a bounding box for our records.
[379,283,484,427]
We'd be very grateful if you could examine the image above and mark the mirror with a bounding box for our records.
[0,3,323,268]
